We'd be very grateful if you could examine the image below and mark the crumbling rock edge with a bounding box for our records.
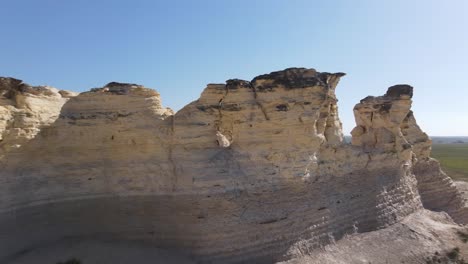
[0,68,466,263]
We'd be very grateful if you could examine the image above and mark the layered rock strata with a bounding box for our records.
[351,84,468,224]
[0,68,466,263]
[0,77,72,156]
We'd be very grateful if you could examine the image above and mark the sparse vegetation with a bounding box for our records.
[457,230,468,243]
[447,247,461,261]
[56,258,81,264]
[425,248,468,264]
[431,144,468,181]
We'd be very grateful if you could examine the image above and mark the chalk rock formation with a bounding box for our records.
[0,77,71,157]
[350,84,468,224]
[352,85,415,157]
[0,68,466,263]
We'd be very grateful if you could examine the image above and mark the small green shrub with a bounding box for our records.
[457,230,468,243]
[447,247,460,260]
[425,248,468,264]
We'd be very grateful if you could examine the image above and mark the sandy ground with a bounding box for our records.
[8,210,468,264]
[5,239,195,264]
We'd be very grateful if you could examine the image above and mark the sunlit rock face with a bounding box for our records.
[0,77,71,155]
[0,68,465,263]
[350,84,468,224]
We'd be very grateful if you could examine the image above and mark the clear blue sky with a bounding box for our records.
[1,0,467,136]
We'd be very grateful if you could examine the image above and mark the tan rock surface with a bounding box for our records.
[0,77,69,156]
[282,210,468,264]
[9,210,468,264]
[0,68,466,263]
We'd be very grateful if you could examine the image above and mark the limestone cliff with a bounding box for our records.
[0,77,71,156]
[0,68,466,263]
[350,84,468,224]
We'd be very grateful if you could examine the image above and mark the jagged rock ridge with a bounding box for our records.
[0,68,466,263]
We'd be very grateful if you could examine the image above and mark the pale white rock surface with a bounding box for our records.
[0,68,466,263]
[0,77,69,157]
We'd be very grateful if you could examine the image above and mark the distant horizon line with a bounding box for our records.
[343,135,468,138]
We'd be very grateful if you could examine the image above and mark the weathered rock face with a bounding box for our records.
[0,68,466,263]
[350,84,468,224]
[402,109,468,223]
[351,85,415,157]
[0,77,71,157]
[172,68,346,193]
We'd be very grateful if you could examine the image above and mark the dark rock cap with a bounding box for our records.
[88,82,147,95]
[0,77,23,90]
[0,77,25,99]
[0,77,56,98]
[104,82,143,88]
[225,79,251,90]
[385,85,413,98]
[251,68,345,91]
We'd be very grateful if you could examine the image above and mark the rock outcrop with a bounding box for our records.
[351,84,468,224]
[0,77,71,157]
[0,68,466,263]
